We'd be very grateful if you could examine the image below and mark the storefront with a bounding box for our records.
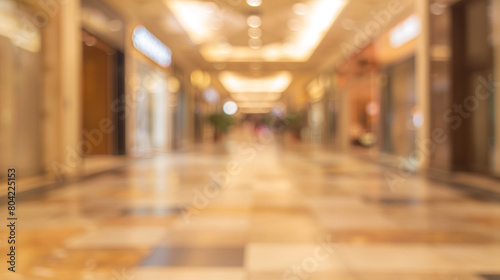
[129,26,174,155]
[0,1,43,178]
[429,0,500,178]
[81,0,126,156]
[306,76,327,145]
[375,14,421,160]
[334,44,379,151]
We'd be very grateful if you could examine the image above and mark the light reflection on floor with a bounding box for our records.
[1,141,500,280]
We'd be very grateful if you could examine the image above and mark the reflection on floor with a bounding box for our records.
[1,141,500,280]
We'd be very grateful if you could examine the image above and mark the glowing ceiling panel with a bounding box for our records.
[167,1,244,45]
[168,0,346,62]
[219,71,292,94]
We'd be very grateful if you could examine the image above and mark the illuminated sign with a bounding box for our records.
[132,26,172,67]
[389,15,420,48]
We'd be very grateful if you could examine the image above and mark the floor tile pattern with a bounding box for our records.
[1,142,499,279]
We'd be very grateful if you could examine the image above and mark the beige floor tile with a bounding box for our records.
[65,226,168,249]
[131,268,245,280]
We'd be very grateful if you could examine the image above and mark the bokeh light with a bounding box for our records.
[223,101,238,115]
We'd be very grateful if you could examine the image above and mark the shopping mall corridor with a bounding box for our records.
[2,136,500,280]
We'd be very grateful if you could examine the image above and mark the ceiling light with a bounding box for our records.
[223,101,238,115]
[199,0,346,62]
[263,47,281,60]
[218,42,233,55]
[168,1,215,44]
[390,15,421,48]
[247,15,262,28]
[167,76,180,93]
[167,1,245,45]
[292,3,308,15]
[248,27,262,38]
[190,70,211,89]
[246,0,262,7]
[219,71,292,93]
[248,38,262,49]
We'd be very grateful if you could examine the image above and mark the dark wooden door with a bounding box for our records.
[82,34,115,155]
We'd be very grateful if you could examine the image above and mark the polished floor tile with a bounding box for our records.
[65,227,168,249]
[131,267,245,280]
[2,142,500,280]
[141,247,244,267]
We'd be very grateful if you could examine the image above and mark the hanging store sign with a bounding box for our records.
[132,26,172,67]
[389,15,420,48]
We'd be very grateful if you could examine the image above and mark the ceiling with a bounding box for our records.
[101,0,415,107]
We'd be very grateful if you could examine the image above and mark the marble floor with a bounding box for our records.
[1,140,500,280]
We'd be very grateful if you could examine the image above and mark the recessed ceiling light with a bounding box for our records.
[248,27,262,38]
[248,38,262,49]
[199,0,347,62]
[246,0,262,7]
[292,3,308,15]
[247,15,262,28]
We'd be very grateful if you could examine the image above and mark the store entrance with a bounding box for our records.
[81,31,126,155]
[380,57,416,158]
[451,0,494,175]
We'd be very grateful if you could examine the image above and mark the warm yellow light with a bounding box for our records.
[168,1,213,44]
[307,78,325,102]
[219,71,292,93]
[199,72,212,89]
[390,15,421,48]
[167,76,180,93]
[247,15,262,28]
[190,70,211,89]
[246,0,262,7]
[292,3,309,15]
[292,0,346,58]
[0,3,41,53]
[200,0,346,62]
[167,1,245,45]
